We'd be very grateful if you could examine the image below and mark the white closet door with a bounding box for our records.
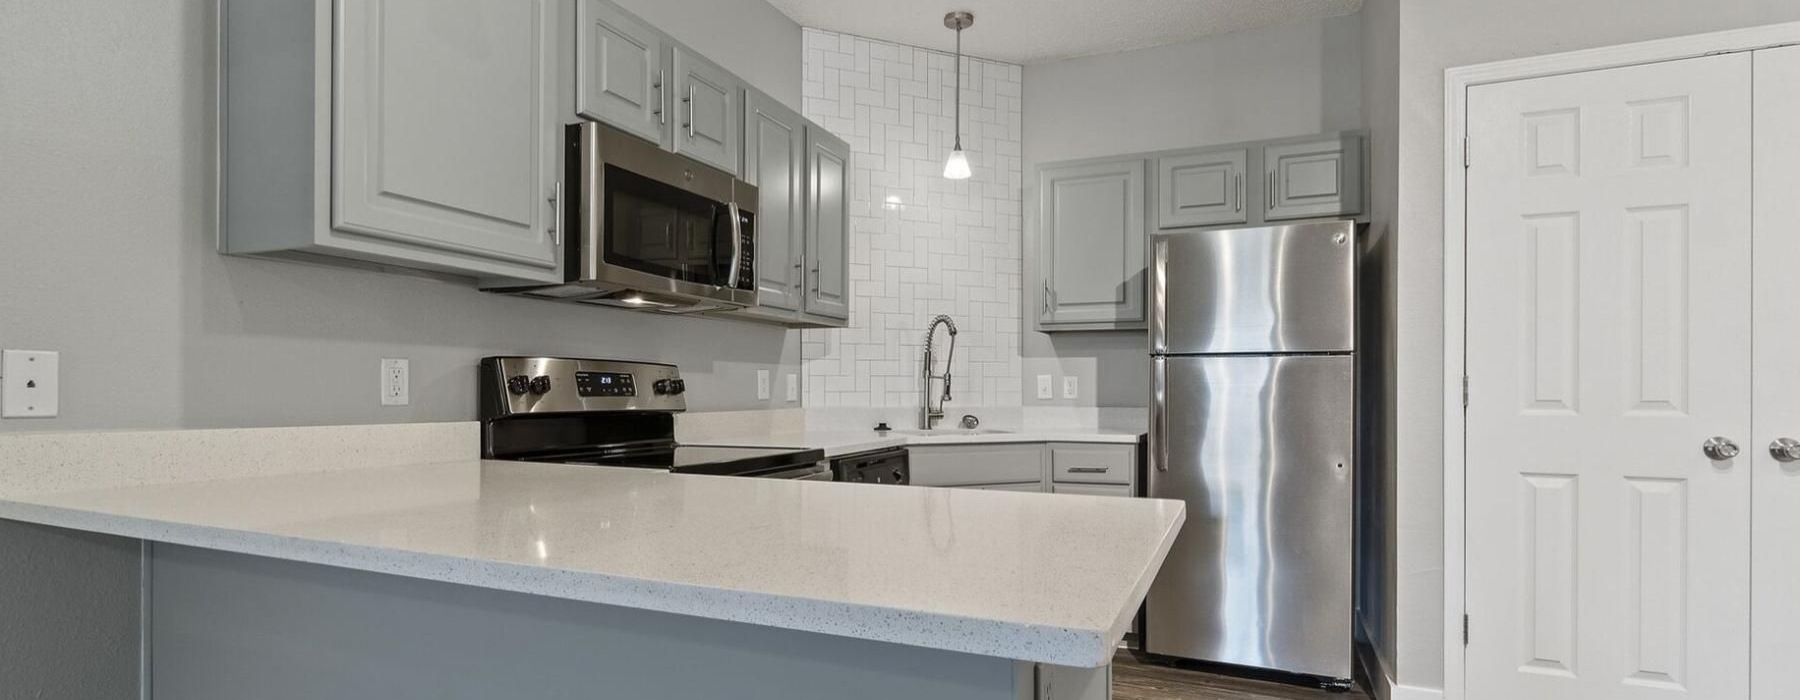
[1464,53,1752,700]
[1752,44,1800,700]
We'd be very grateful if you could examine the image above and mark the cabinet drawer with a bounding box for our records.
[1050,482,1133,498]
[1050,444,1134,485]
[909,445,1046,487]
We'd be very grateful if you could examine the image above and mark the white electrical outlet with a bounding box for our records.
[1063,376,1079,400]
[756,369,771,400]
[2,350,60,418]
[785,374,798,402]
[380,358,409,406]
[1036,374,1053,400]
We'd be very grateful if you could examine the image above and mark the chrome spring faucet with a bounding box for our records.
[920,315,958,430]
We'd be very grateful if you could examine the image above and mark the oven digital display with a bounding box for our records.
[575,371,636,397]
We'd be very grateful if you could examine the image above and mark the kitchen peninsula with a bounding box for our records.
[0,423,1182,700]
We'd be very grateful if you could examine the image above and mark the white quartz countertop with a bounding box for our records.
[688,427,1145,459]
[0,458,1183,667]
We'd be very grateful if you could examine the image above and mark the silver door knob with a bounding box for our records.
[1771,438,1800,463]
[1703,437,1741,461]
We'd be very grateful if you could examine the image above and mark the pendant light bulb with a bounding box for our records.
[942,11,975,181]
[943,147,972,180]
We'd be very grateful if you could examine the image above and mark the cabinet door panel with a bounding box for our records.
[1264,135,1362,221]
[576,0,666,146]
[1038,159,1146,326]
[804,124,852,320]
[744,90,804,311]
[673,47,741,176]
[1156,149,1247,229]
[333,0,560,269]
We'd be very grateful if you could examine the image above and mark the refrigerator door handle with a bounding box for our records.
[1150,356,1169,472]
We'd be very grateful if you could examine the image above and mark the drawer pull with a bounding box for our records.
[1068,466,1110,474]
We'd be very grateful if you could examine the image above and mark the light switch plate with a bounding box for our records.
[2,350,60,418]
[1036,374,1053,400]
[380,358,409,406]
[785,374,799,402]
[756,370,771,400]
[1062,376,1079,399]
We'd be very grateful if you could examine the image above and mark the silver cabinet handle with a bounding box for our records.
[1068,466,1110,474]
[683,85,696,137]
[653,70,666,125]
[810,262,821,293]
[1043,280,1052,318]
[548,181,563,247]
[792,259,804,290]
[1234,173,1242,212]
[1772,438,1800,463]
[1704,436,1742,461]
[1151,357,1169,472]
[1266,170,1276,210]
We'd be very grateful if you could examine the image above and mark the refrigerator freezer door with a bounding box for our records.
[1151,221,1356,355]
[1145,354,1353,678]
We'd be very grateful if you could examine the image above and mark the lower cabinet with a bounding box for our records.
[1036,664,1111,700]
[907,442,1139,496]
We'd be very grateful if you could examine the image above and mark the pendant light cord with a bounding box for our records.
[953,26,962,151]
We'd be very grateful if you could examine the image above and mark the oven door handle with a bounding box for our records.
[725,201,744,290]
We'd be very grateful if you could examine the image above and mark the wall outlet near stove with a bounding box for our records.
[756,369,771,400]
[1036,374,1053,400]
[1062,376,1079,400]
[380,358,409,406]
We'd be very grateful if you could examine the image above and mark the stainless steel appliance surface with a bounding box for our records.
[1144,221,1359,687]
[485,122,758,313]
[830,448,910,485]
[480,357,826,480]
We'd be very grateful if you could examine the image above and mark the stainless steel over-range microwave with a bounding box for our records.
[487,121,758,312]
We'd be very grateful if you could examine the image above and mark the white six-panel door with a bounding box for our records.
[1464,53,1753,700]
[1751,44,1800,700]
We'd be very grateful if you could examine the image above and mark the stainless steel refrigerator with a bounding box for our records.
[1145,220,1357,684]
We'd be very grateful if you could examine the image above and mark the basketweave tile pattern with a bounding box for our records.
[800,29,1025,409]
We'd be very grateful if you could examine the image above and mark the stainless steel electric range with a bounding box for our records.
[479,357,828,480]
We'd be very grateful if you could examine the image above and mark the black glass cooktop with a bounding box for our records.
[521,444,825,477]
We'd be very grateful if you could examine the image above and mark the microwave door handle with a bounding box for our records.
[725,202,743,290]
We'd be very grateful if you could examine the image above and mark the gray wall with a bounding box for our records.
[0,0,806,434]
[1019,15,1364,407]
[1381,0,1800,693]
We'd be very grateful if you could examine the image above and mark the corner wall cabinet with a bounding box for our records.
[1030,131,1367,332]
[220,0,568,283]
[710,89,851,329]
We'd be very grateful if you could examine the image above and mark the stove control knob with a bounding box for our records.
[670,379,687,395]
[528,376,552,395]
[653,379,673,395]
[892,469,905,483]
[506,375,532,396]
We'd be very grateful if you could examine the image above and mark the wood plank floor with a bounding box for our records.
[1111,651,1368,700]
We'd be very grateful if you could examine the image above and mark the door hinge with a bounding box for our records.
[1463,614,1470,645]
[1461,375,1470,409]
[1462,137,1471,169]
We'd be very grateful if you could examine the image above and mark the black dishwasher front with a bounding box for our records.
[831,448,909,485]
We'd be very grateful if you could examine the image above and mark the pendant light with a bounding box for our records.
[942,11,974,180]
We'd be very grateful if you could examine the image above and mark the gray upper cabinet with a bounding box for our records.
[804,125,852,321]
[1038,159,1147,327]
[221,0,565,283]
[1156,148,1248,229]
[741,89,805,313]
[1263,134,1364,221]
[672,47,742,177]
[575,0,668,147]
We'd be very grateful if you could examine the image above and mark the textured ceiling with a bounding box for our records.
[766,0,1364,65]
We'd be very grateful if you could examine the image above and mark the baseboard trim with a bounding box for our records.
[1392,683,1444,700]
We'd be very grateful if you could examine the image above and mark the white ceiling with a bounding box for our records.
[766,0,1364,65]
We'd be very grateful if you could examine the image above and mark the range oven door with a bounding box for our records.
[570,121,758,309]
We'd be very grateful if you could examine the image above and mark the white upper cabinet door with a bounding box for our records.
[672,46,742,177]
[743,89,805,312]
[1463,53,1752,700]
[803,124,851,321]
[575,0,668,147]
[1038,159,1147,326]
[1156,148,1248,229]
[333,0,561,270]
[1752,45,1800,700]
[1263,134,1362,221]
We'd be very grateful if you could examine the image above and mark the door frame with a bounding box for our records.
[1442,21,1800,700]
